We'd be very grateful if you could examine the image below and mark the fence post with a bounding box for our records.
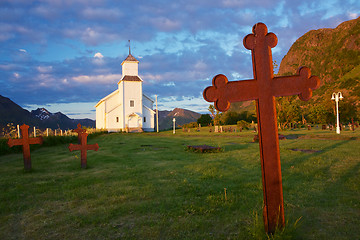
[17,125,20,138]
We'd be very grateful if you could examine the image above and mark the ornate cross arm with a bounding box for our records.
[29,136,43,145]
[69,143,80,152]
[88,143,99,151]
[203,74,258,112]
[7,138,23,148]
[273,67,320,100]
[68,143,99,152]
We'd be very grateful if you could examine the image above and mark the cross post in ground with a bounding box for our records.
[203,22,320,233]
[69,124,99,168]
[7,124,43,170]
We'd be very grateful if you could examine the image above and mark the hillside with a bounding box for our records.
[0,95,37,127]
[278,17,360,103]
[226,17,360,123]
[158,108,201,130]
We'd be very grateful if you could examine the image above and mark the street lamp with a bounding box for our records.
[331,92,343,134]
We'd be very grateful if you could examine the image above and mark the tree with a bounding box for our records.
[338,100,359,123]
[208,104,221,125]
[221,111,240,125]
[276,96,301,128]
[197,114,213,126]
[306,101,334,124]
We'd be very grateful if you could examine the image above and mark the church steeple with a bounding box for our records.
[120,41,141,81]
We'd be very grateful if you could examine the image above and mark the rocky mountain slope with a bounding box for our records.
[227,17,360,122]
[278,17,360,103]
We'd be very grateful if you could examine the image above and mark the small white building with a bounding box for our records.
[95,51,155,132]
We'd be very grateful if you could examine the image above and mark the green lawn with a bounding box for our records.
[0,128,359,239]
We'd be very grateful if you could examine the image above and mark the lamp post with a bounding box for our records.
[331,92,343,134]
[173,118,176,134]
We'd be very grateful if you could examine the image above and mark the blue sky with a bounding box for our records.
[0,0,359,119]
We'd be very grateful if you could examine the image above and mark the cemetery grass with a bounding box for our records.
[0,128,359,239]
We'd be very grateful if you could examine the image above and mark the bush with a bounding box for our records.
[237,120,250,130]
[197,114,213,126]
[182,122,198,128]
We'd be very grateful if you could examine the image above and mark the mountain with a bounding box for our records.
[0,95,95,130]
[278,17,360,103]
[157,108,201,130]
[225,17,360,122]
[30,108,95,130]
[0,95,38,127]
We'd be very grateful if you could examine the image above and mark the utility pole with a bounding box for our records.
[155,95,159,132]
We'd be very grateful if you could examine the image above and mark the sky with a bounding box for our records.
[0,0,359,120]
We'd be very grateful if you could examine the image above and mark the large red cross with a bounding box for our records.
[68,125,99,168]
[203,23,320,233]
[7,124,43,170]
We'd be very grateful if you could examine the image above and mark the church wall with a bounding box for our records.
[118,82,125,129]
[96,102,105,129]
[123,81,143,125]
[106,105,122,131]
[142,106,154,131]
[122,62,138,77]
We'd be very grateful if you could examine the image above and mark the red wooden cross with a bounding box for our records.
[68,125,99,168]
[73,123,86,143]
[203,23,320,233]
[7,124,43,170]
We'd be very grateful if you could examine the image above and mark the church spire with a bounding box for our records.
[128,40,131,55]
[123,40,138,62]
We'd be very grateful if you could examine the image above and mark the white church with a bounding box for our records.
[95,50,155,132]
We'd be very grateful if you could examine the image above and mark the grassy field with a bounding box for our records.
[0,127,359,239]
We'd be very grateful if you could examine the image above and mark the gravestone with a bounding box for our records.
[203,22,320,233]
[7,124,43,170]
[215,126,219,133]
[69,124,99,168]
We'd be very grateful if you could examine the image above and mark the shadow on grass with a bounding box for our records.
[282,139,360,238]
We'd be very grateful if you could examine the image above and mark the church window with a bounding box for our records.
[130,100,134,107]
[144,117,146,122]
[116,117,119,122]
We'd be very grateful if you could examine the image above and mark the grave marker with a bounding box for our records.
[7,124,43,170]
[73,123,86,143]
[69,124,99,168]
[203,22,320,233]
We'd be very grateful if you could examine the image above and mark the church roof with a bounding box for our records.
[124,53,138,62]
[121,75,142,81]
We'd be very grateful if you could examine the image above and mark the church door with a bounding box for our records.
[128,114,141,128]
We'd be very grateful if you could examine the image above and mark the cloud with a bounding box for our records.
[37,66,53,73]
[81,7,123,21]
[13,72,20,78]
[94,52,104,58]
[72,74,122,84]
